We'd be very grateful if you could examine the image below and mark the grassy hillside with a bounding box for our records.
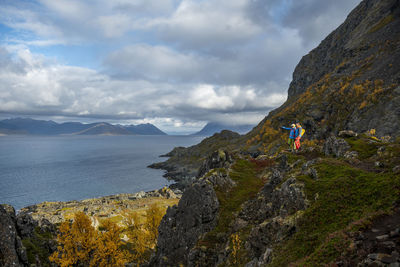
[197,134,400,265]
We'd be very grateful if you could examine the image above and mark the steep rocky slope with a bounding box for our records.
[151,132,400,266]
[248,0,400,142]
[150,0,400,266]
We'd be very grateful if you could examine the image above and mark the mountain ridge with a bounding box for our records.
[191,122,255,136]
[0,118,167,135]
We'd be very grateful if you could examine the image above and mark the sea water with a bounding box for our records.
[0,135,203,210]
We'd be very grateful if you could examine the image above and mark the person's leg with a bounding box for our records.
[288,138,294,152]
[297,138,301,151]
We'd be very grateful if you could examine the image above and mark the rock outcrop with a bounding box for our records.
[0,204,59,267]
[150,177,220,266]
[149,130,242,184]
[323,135,351,157]
[0,205,28,267]
[197,150,234,178]
[238,170,307,266]
[151,151,309,266]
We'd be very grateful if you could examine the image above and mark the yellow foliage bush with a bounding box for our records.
[124,204,166,265]
[352,84,366,97]
[230,234,241,265]
[91,220,127,267]
[49,212,127,267]
[50,205,168,267]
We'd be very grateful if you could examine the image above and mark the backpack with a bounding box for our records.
[301,128,305,137]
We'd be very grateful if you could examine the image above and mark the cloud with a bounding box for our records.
[0,46,285,131]
[104,31,303,87]
[0,0,362,132]
[246,0,361,47]
[149,0,262,48]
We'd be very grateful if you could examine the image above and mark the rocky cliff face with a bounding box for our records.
[150,151,235,266]
[0,205,56,267]
[0,205,28,267]
[248,0,400,142]
[288,0,400,99]
[150,178,220,266]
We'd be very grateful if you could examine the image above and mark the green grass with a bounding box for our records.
[199,159,265,248]
[22,227,54,266]
[345,136,379,159]
[270,159,400,266]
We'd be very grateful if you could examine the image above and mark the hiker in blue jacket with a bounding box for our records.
[281,123,296,152]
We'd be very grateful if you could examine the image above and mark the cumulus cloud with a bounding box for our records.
[0,0,362,133]
[149,0,262,48]
[0,46,285,132]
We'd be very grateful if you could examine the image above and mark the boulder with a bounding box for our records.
[278,154,289,171]
[393,165,400,174]
[158,187,178,199]
[338,130,358,138]
[344,151,359,159]
[197,150,234,178]
[307,168,319,180]
[133,191,146,199]
[16,212,38,239]
[323,136,350,157]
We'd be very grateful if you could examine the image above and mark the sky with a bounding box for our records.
[0,0,361,134]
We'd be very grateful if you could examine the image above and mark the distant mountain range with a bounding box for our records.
[191,122,255,136]
[0,118,166,135]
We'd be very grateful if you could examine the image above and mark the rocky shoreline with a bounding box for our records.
[148,146,200,185]
[148,130,244,187]
[19,186,182,225]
